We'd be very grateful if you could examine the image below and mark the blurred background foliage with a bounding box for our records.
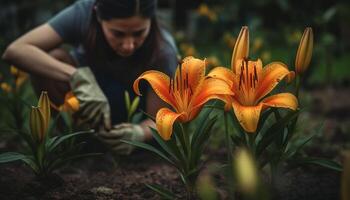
[175,0,350,87]
[1,0,349,86]
[0,0,349,144]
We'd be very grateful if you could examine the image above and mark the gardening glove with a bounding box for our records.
[70,67,111,129]
[97,123,146,155]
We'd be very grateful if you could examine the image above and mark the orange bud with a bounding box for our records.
[30,106,46,143]
[38,91,51,133]
[295,27,313,75]
[231,26,249,73]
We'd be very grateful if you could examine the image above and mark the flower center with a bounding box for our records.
[168,66,193,118]
[237,59,259,106]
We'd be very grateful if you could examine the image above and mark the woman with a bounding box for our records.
[2,0,178,155]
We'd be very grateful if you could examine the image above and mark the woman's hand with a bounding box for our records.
[97,123,146,155]
[70,67,111,129]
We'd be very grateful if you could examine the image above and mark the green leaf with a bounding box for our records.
[193,116,217,150]
[129,96,140,116]
[291,157,342,172]
[24,157,39,170]
[46,136,58,150]
[173,123,188,155]
[131,112,143,124]
[120,139,175,167]
[284,123,324,160]
[0,152,26,163]
[284,108,305,147]
[191,116,217,166]
[228,111,246,142]
[150,127,185,167]
[145,183,177,200]
[167,134,187,168]
[191,101,217,145]
[256,110,299,157]
[255,108,274,134]
[124,91,131,110]
[47,130,93,152]
[272,109,285,147]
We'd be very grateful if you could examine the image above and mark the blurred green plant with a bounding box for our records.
[0,66,35,140]
[0,91,97,179]
[175,1,350,88]
[124,90,143,123]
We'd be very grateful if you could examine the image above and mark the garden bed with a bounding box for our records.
[0,87,348,200]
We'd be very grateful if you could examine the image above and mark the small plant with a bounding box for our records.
[0,91,95,179]
[124,90,142,123]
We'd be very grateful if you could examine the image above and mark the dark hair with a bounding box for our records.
[84,0,162,71]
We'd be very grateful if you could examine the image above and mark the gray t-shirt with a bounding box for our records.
[48,0,178,123]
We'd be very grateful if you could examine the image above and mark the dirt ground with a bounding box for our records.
[0,87,349,200]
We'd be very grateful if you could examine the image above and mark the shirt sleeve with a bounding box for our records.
[48,0,93,45]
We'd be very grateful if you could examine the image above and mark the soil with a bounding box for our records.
[0,87,349,200]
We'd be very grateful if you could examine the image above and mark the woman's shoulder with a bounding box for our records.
[159,28,177,53]
[76,0,95,9]
[67,0,95,21]
[48,0,95,44]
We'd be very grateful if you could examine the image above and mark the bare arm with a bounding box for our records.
[2,23,76,82]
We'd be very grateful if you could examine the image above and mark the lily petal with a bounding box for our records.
[207,66,235,87]
[178,56,206,92]
[255,62,290,102]
[191,78,234,111]
[232,99,262,133]
[133,70,176,108]
[156,108,184,140]
[261,93,298,111]
[63,91,80,112]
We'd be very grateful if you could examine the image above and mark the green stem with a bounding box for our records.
[295,75,304,100]
[224,112,233,164]
[180,123,195,199]
[270,160,280,187]
[180,123,191,162]
[224,112,235,199]
[248,133,256,156]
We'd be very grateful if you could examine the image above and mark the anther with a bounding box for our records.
[250,73,253,88]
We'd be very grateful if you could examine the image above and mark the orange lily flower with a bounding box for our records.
[10,66,28,88]
[133,56,233,140]
[208,27,298,133]
[209,59,297,133]
[50,91,80,113]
